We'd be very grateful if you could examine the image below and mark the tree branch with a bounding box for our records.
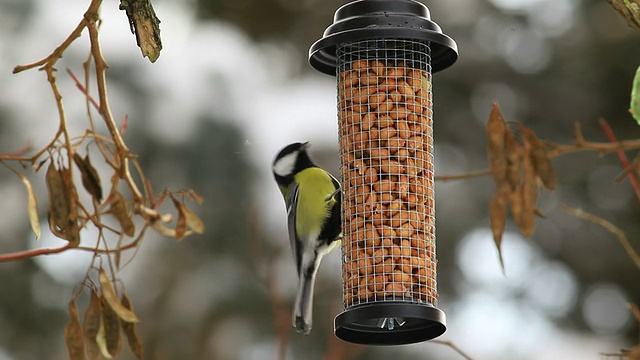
[85,5,144,202]
[607,0,640,34]
[0,244,72,262]
[561,204,640,269]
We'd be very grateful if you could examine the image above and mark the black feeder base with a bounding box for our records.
[334,302,446,345]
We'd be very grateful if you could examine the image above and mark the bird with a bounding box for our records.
[272,141,342,334]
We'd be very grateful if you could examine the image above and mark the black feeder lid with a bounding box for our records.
[309,0,458,76]
[334,301,446,345]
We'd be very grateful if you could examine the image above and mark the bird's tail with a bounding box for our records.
[293,264,319,334]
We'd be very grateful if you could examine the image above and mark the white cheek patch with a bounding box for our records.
[273,152,297,177]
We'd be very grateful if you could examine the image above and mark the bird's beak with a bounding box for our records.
[301,141,310,150]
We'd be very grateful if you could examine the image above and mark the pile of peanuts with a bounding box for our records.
[338,59,438,307]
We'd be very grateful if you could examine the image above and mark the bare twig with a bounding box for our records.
[598,118,640,203]
[547,133,640,158]
[323,300,365,360]
[12,10,90,74]
[66,68,100,112]
[431,339,475,360]
[614,152,640,183]
[560,204,640,269]
[435,168,492,182]
[0,244,72,262]
[246,203,291,360]
[437,120,640,183]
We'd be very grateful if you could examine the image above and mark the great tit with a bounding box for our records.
[272,142,342,334]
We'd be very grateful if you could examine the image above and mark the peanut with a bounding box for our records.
[377,115,394,128]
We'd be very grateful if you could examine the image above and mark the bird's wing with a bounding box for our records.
[287,183,302,273]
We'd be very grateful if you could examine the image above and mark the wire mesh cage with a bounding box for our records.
[309,0,457,345]
[338,38,437,309]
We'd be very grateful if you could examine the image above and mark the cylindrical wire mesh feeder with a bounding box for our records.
[309,0,458,346]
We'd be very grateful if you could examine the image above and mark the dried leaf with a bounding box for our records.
[522,127,557,190]
[121,294,144,359]
[109,191,135,237]
[19,174,40,239]
[486,102,508,190]
[183,205,205,234]
[489,193,507,273]
[83,289,102,360]
[64,300,85,360]
[99,268,140,323]
[100,296,122,358]
[631,64,640,124]
[504,128,522,191]
[171,196,187,240]
[520,127,537,237]
[73,153,103,202]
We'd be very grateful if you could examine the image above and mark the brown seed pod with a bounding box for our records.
[65,300,85,360]
[46,162,80,245]
[100,296,123,358]
[521,126,557,190]
[519,126,538,237]
[120,294,144,359]
[99,268,140,323]
[19,174,41,240]
[489,192,507,272]
[73,153,103,202]
[83,289,102,360]
[486,102,508,192]
[508,187,524,231]
[108,191,136,237]
[504,127,522,191]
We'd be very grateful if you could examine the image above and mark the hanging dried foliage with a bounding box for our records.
[483,102,559,269]
[0,1,200,357]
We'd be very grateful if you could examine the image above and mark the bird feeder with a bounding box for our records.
[309,0,458,345]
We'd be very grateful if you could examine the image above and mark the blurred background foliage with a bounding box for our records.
[0,0,639,359]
